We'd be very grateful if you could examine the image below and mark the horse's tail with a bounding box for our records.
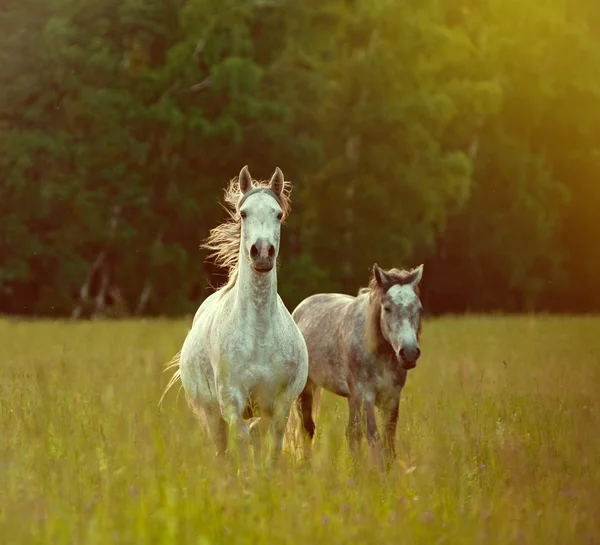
[283,388,322,462]
[158,349,182,408]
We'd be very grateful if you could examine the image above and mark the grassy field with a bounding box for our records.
[1,315,599,544]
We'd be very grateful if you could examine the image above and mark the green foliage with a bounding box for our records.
[425,0,600,312]
[0,0,598,315]
[1,316,599,541]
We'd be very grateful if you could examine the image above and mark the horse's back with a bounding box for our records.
[292,293,354,324]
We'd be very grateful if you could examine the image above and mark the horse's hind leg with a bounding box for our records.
[299,379,317,440]
[296,380,318,461]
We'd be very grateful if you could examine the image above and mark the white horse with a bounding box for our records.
[161,166,309,467]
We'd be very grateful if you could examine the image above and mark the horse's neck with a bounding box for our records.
[234,260,278,324]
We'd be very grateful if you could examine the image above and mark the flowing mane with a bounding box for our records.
[360,267,423,354]
[201,173,292,294]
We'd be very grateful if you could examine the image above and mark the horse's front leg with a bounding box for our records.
[247,416,263,462]
[364,398,384,470]
[226,414,251,468]
[346,395,363,462]
[381,401,399,469]
[267,400,292,467]
[201,405,228,457]
[217,386,251,468]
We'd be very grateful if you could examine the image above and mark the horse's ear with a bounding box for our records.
[239,165,252,194]
[411,264,424,287]
[373,263,392,287]
[269,167,284,196]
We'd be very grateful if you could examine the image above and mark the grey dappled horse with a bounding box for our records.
[291,264,423,468]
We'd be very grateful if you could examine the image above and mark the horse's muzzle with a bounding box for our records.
[250,239,275,272]
[401,359,417,370]
[399,346,421,370]
[252,259,274,272]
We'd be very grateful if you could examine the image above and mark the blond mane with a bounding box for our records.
[201,173,292,295]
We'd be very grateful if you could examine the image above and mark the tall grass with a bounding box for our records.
[1,315,598,544]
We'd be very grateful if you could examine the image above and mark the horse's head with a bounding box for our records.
[374,263,424,370]
[237,165,285,273]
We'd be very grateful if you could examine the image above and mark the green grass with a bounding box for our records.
[1,315,599,544]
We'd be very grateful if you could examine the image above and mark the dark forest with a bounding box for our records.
[1,0,599,317]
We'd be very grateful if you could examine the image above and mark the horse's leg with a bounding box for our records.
[267,399,292,467]
[218,387,250,468]
[244,396,263,468]
[187,398,227,457]
[364,399,384,470]
[226,415,251,471]
[248,416,266,469]
[381,401,399,469]
[299,379,317,440]
[296,379,318,461]
[203,406,228,457]
[346,395,363,463]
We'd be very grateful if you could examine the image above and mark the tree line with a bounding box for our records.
[1,0,599,317]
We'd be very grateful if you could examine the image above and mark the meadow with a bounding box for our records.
[1,315,598,544]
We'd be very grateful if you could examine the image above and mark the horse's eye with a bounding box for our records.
[240,211,247,219]
[383,306,391,313]
[277,212,283,221]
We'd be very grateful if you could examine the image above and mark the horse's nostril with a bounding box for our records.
[250,244,258,258]
[415,347,421,359]
[399,348,406,360]
[268,245,275,257]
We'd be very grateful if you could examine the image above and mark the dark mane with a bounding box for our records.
[201,173,292,295]
[360,267,423,355]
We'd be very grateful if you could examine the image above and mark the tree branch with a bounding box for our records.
[70,205,121,321]
[188,76,213,93]
[134,229,164,316]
